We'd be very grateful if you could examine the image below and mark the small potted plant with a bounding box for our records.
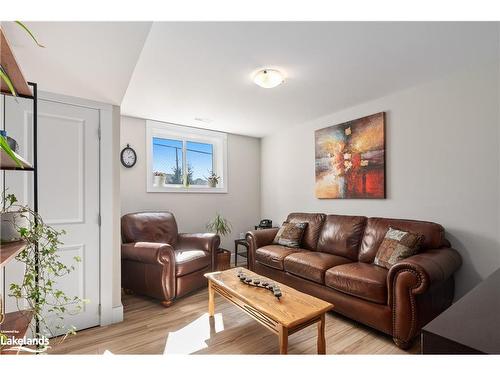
[206,214,232,271]
[153,171,166,187]
[207,170,220,188]
[1,192,28,243]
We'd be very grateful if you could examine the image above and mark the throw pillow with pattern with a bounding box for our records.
[273,221,307,248]
[374,227,423,269]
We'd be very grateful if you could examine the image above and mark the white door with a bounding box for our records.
[37,100,100,335]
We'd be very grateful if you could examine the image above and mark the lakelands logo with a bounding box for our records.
[0,331,50,353]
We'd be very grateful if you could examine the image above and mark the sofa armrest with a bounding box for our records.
[388,248,462,302]
[122,242,175,265]
[177,233,220,271]
[245,228,279,271]
[387,247,462,345]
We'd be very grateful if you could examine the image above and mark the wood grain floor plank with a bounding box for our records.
[48,288,419,355]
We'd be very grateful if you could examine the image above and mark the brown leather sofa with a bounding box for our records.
[121,212,220,307]
[246,213,462,348]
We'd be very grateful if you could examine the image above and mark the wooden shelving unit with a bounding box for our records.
[1,240,27,267]
[1,27,37,354]
[0,148,34,170]
[0,28,33,98]
[0,310,34,354]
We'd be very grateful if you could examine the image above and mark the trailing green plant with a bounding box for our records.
[2,193,85,351]
[0,65,16,96]
[0,21,44,97]
[0,21,43,167]
[14,21,45,48]
[206,214,232,238]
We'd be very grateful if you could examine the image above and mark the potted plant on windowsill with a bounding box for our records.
[206,214,232,271]
[153,171,166,187]
[206,171,220,188]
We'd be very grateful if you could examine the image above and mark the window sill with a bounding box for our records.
[147,186,228,194]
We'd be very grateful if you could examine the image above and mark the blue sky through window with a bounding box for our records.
[187,141,214,184]
[152,137,213,185]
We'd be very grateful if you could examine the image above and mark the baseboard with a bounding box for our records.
[112,304,124,324]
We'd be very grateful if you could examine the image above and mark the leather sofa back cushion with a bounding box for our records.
[316,215,367,260]
[359,217,446,263]
[286,213,326,250]
[122,212,179,246]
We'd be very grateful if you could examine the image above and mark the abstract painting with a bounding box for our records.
[315,112,385,199]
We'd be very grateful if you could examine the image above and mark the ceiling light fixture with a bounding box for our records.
[253,69,284,88]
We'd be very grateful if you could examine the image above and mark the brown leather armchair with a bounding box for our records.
[121,211,220,307]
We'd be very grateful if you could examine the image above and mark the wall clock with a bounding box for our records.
[120,144,137,168]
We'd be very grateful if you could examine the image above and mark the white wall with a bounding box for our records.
[261,64,500,299]
[120,116,261,255]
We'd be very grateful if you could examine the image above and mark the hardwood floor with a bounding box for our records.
[48,288,419,355]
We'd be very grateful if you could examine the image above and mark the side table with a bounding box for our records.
[234,238,249,267]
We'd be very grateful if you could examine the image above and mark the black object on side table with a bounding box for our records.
[234,239,249,267]
[421,268,500,354]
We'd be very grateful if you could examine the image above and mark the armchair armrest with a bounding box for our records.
[121,242,175,265]
[245,228,279,270]
[387,247,462,345]
[177,233,220,271]
[177,233,220,252]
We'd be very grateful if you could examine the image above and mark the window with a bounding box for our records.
[147,120,227,193]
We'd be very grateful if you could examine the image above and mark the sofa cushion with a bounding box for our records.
[359,217,446,263]
[256,245,306,270]
[374,227,423,269]
[325,263,388,304]
[273,221,308,248]
[286,213,326,250]
[316,214,367,260]
[175,249,210,276]
[284,252,352,284]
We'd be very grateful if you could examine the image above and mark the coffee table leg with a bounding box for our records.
[317,313,326,354]
[278,324,288,354]
[208,280,215,317]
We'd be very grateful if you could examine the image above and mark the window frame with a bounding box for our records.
[146,120,228,193]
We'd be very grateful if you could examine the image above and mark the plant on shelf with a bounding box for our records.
[206,170,220,188]
[2,193,85,352]
[206,213,232,242]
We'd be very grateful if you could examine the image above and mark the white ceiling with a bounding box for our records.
[2,22,152,105]
[4,22,498,137]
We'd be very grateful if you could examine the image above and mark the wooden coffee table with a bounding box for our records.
[205,268,333,354]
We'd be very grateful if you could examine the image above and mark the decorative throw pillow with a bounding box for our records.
[374,227,423,269]
[273,222,308,248]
